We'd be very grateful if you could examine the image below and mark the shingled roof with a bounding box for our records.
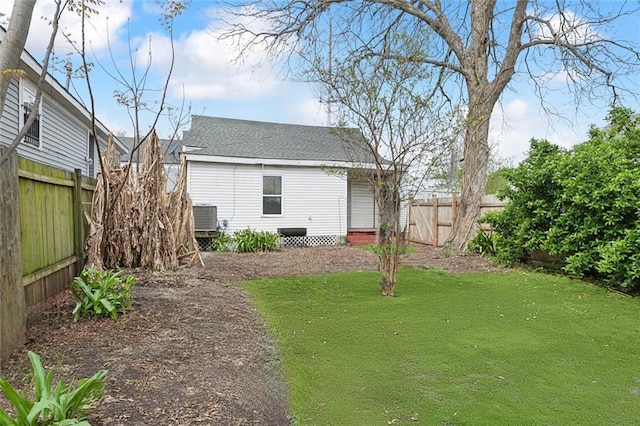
[119,136,181,164]
[182,115,373,163]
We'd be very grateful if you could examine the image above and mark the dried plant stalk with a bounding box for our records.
[85,131,202,271]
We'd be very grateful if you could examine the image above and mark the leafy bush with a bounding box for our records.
[467,229,497,257]
[70,268,136,322]
[212,232,233,252]
[233,228,279,253]
[0,351,107,425]
[481,107,640,290]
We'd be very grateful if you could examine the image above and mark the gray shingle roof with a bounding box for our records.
[119,136,181,164]
[182,115,372,163]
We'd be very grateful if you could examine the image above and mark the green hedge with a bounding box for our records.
[478,107,640,291]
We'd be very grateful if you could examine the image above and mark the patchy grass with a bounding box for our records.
[244,268,640,425]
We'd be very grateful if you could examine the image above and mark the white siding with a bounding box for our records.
[348,178,378,229]
[187,162,348,237]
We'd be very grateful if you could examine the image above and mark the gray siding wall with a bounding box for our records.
[0,77,98,176]
[41,97,89,173]
[0,78,19,147]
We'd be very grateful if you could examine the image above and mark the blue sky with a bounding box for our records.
[3,0,639,163]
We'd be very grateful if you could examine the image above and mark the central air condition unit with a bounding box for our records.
[193,205,217,231]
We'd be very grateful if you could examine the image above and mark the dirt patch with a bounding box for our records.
[0,245,497,425]
[401,245,503,273]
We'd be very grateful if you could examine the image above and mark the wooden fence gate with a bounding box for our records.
[408,195,504,246]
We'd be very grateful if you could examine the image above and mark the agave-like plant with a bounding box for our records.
[0,351,107,425]
[70,268,136,322]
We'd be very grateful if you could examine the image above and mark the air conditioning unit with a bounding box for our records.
[193,205,217,231]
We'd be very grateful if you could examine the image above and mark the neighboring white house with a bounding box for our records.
[119,136,181,191]
[0,27,127,176]
[182,115,379,246]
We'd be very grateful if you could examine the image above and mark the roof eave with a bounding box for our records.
[183,152,376,170]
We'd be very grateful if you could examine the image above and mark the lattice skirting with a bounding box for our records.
[280,235,338,247]
[197,235,341,251]
[196,237,216,251]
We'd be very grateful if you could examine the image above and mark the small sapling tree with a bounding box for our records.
[322,33,454,296]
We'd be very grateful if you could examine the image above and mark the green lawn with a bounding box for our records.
[244,268,640,425]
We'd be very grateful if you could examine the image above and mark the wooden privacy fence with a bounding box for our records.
[408,195,505,246]
[1,151,95,365]
[17,156,95,307]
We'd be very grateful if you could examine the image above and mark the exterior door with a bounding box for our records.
[348,179,377,229]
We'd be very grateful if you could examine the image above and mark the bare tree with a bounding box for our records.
[220,0,640,249]
[325,33,453,296]
[71,0,195,270]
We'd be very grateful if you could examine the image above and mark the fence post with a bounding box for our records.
[432,196,439,246]
[0,148,26,367]
[73,169,85,273]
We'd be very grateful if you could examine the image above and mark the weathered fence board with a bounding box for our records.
[0,148,27,366]
[15,157,95,307]
[1,155,95,363]
[409,195,505,246]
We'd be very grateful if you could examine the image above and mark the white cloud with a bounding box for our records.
[134,22,283,101]
[489,98,584,162]
[1,2,328,133]
[534,9,600,45]
[141,1,163,16]
[503,98,529,120]
[0,1,133,58]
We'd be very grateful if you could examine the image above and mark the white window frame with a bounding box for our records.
[262,175,283,216]
[19,79,42,149]
[87,130,96,177]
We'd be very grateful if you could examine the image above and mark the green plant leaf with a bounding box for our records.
[0,407,18,426]
[70,268,136,321]
[0,352,106,424]
[99,298,117,320]
[0,378,33,422]
[55,370,107,420]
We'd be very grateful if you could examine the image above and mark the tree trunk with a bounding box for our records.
[0,148,26,367]
[449,0,497,251]
[379,229,397,297]
[0,0,36,120]
[450,93,491,250]
[377,180,401,297]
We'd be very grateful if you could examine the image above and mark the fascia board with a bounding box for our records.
[183,151,376,170]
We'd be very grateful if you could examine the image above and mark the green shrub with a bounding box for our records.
[0,351,107,425]
[467,229,497,257]
[481,107,640,290]
[256,230,280,252]
[70,268,136,322]
[233,228,279,253]
[213,232,233,252]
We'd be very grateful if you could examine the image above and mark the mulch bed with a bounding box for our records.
[0,245,498,425]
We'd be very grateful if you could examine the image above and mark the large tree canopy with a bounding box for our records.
[223,0,640,248]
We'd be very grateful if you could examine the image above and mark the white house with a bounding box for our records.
[119,136,181,191]
[182,115,379,246]
[0,27,127,176]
